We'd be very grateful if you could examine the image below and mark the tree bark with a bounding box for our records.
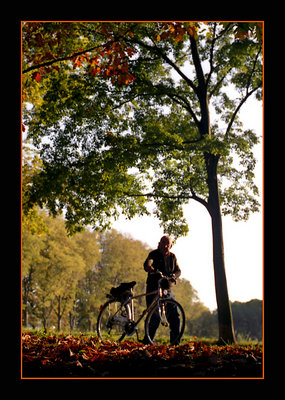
[205,152,236,344]
[42,308,48,333]
[56,296,62,332]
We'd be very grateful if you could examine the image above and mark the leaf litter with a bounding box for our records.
[22,332,262,378]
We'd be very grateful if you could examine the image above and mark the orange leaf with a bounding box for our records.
[81,353,90,360]
[90,56,99,66]
[32,71,42,82]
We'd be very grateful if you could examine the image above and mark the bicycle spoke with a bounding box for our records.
[97,276,186,346]
[97,300,129,342]
[145,299,185,346]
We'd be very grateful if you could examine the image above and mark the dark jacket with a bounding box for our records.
[144,248,181,291]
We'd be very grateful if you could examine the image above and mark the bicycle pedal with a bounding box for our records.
[125,321,136,335]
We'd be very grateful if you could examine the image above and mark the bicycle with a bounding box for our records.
[97,271,185,345]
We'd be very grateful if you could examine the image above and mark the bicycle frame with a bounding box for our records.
[119,285,169,333]
[97,272,185,345]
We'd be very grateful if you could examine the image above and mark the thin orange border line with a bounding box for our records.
[21,20,265,380]
[262,20,265,380]
[21,377,263,380]
[21,19,24,381]
[22,20,264,23]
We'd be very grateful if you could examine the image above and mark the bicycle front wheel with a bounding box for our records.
[145,298,185,346]
[97,299,129,342]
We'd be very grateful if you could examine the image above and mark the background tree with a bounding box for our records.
[22,141,48,235]
[22,22,263,343]
[74,265,101,331]
[22,211,262,341]
[172,277,203,336]
[22,225,46,327]
[231,299,262,342]
[22,212,100,331]
[96,230,150,335]
[36,214,87,330]
[68,230,101,329]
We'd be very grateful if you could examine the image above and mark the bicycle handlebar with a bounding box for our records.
[149,270,177,283]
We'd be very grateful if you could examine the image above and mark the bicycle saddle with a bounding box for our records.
[110,281,136,297]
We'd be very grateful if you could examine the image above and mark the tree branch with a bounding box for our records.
[206,23,234,89]
[138,135,204,151]
[189,35,206,91]
[22,44,105,74]
[189,185,210,210]
[246,46,262,95]
[209,67,233,98]
[126,35,199,94]
[158,51,198,94]
[122,190,209,210]
[166,93,200,127]
[225,84,262,138]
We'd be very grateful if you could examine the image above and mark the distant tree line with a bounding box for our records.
[22,210,262,341]
[231,299,262,342]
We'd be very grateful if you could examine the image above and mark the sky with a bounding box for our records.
[112,96,263,311]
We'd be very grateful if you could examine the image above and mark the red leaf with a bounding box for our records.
[32,71,42,82]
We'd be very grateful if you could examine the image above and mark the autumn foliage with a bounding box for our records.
[22,21,262,83]
[22,22,136,86]
[22,22,203,87]
[22,332,263,378]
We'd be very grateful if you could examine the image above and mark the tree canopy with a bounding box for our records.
[22,22,263,237]
[22,21,263,344]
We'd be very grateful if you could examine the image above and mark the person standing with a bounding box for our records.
[143,235,181,344]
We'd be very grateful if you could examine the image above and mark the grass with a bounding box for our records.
[22,328,262,347]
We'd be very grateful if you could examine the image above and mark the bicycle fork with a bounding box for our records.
[158,299,169,327]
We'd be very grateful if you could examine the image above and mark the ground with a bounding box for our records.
[22,332,263,378]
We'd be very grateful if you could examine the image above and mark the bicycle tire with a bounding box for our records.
[144,298,185,345]
[97,299,129,342]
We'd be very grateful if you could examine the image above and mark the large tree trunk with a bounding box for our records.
[205,152,236,344]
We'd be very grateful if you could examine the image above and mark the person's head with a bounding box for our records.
[158,235,173,256]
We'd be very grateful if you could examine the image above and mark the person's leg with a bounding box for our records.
[166,292,180,344]
[142,292,160,344]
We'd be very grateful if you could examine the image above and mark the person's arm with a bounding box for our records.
[144,255,155,273]
[172,254,181,279]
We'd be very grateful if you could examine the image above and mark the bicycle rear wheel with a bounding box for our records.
[144,298,185,346]
[97,299,129,342]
